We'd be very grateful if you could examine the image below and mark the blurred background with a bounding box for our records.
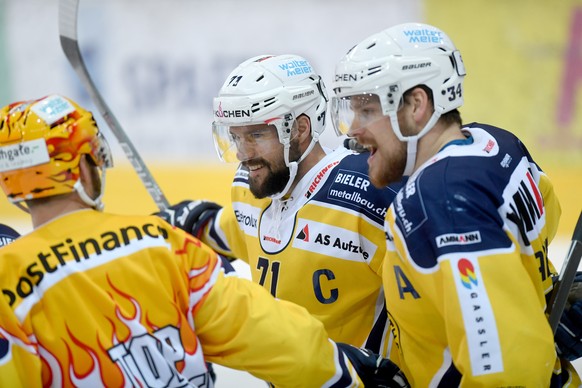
[0,0,580,235]
[0,0,581,384]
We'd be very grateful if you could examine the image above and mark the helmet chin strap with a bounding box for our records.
[389,108,443,177]
[270,132,320,200]
[73,167,107,211]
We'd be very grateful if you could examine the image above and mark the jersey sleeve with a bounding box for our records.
[0,302,42,387]
[172,227,362,387]
[395,163,556,385]
[197,202,249,262]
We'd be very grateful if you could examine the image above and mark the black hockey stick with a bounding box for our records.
[547,211,582,334]
[58,0,169,210]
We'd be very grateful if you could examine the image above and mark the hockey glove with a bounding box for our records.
[337,343,410,388]
[555,271,582,361]
[155,200,222,238]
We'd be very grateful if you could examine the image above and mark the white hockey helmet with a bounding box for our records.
[331,23,466,174]
[212,54,328,164]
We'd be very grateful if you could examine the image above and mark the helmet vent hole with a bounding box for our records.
[256,75,264,82]
[368,66,382,76]
[366,42,376,50]
[264,97,277,108]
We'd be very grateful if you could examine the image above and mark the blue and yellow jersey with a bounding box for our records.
[383,123,580,386]
[199,146,403,356]
[0,210,364,387]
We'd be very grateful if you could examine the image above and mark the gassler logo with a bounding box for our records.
[457,258,478,289]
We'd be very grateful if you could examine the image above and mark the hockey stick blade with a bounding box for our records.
[547,211,582,334]
[58,0,169,210]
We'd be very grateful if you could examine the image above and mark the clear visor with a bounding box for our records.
[212,113,296,163]
[331,93,389,136]
[93,132,114,168]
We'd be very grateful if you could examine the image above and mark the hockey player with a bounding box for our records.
[0,94,410,387]
[331,22,581,386]
[157,54,404,357]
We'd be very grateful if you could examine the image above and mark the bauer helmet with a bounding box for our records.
[0,95,112,210]
[332,23,466,174]
[212,54,328,164]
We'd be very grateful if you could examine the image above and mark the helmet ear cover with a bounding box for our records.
[0,95,112,203]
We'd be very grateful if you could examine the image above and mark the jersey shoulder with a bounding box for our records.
[393,124,532,268]
[311,151,404,225]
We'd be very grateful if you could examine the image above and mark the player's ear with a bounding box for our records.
[296,114,312,141]
[79,156,92,185]
[408,87,432,122]
[79,155,100,198]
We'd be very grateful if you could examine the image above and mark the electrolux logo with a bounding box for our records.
[234,210,258,228]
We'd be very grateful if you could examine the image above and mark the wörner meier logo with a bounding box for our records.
[436,231,481,248]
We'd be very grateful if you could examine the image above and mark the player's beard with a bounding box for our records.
[247,138,301,199]
[369,141,407,188]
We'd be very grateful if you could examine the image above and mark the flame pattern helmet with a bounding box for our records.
[0,95,112,203]
[212,54,329,163]
[331,22,466,140]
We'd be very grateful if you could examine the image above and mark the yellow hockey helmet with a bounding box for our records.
[0,94,112,203]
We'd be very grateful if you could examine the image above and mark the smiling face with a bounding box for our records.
[346,94,408,188]
[229,124,300,198]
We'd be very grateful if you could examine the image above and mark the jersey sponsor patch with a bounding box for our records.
[502,158,545,248]
[326,169,388,224]
[305,161,340,199]
[233,202,260,236]
[436,231,481,248]
[30,95,76,125]
[292,218,377,262]
[393,180,427,236]
[0,138,50,172]
[448,255,503,376]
